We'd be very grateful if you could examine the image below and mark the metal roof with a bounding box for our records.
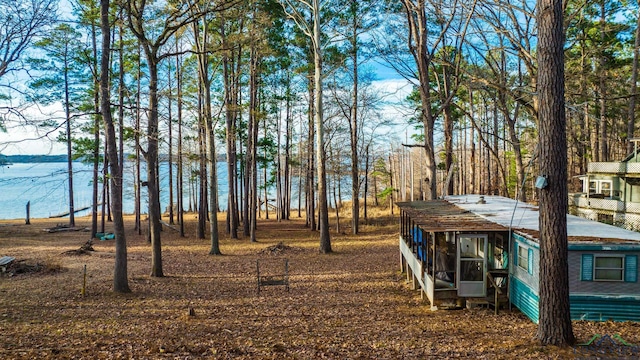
[397,199,507,233]
[398,195,640,244]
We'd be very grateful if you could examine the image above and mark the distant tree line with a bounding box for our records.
[0,154,67,163]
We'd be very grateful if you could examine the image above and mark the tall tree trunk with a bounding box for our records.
[297,117,303,218]
[222,24,239,239]
[535,0,574,346]
[276,86,284,221]
[101,0,130,293]
[176,40,185,237]
[598,2,608,161]
[208,114,221,254]
[363,143,369,220]
[401,0,440,200]
[232,38,242,235]
[101,156,107,233]
[134,44,142,235]
[348,0,360,234]
[492,101,499,195]
[443,64,454,196]
[628,2,640,154]
[284,78,292,220]
[191,11,220,254]
[145,55,163,277]
[91,20,100,239]
[194,19,206,240]
[276,100,282,221]
[388,153,394,215]
[247,12,259,242]
[243,133,250,236]
[313,0,331,253]
[129,35,164,277]
[118,12,125,195]
[331,147,340,233]
[306,79,316,230]
[64,44,75,228]
[469,88,476,195]
[197,68,207,239]
[167,62,174,225]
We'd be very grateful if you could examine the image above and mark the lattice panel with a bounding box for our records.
[588,162,625,173]
[571,207,640,232]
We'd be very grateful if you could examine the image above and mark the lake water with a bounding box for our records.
[0,161,230,220]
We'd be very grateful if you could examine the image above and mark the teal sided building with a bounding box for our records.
[399,195,640,323]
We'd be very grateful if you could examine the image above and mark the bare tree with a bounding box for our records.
[0,0,57,81]
[395,0,475,200]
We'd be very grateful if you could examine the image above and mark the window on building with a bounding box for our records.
[517,244,529,272]
[588,180,613,197]
[582,254,637,282]
[594,255,624,281]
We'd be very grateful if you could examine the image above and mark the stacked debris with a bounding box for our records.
[2,259,45,276]
[62,239,95,256]
[259,242,302,255]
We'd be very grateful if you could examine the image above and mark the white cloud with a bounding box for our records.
[0,102,67,155]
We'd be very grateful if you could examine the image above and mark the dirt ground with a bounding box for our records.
[1,211,639,359]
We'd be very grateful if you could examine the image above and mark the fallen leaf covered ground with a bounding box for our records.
[1,210,639,359]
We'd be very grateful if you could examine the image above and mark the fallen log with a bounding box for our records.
[49,204,102,218]
[62,239,95,256]
[160,220,180,232]
[44,225,89,233]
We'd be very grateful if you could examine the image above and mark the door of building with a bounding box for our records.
[457,234,488,297]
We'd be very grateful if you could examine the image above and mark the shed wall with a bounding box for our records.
[511,233,539,293]
[570,294,640,322]
[509,276,539,324]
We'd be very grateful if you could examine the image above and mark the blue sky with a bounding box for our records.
[0,0,414,156]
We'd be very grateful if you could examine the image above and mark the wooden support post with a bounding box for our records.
[411,271,418,291]
[25,201,30,225]
[406,262,411,282]
[81,264,87,296]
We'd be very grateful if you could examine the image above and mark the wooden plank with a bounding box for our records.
[160,220,180,232]
[49,205,95,218]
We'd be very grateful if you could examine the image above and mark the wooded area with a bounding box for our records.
[1,0,640,348]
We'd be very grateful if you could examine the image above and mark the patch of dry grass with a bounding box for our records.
[0,210,638,359]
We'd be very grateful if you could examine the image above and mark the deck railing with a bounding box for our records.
[588,162,640,174]
[569,195,640,215]
[628,163,640,173]
[626,202,640,214]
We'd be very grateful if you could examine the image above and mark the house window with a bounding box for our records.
[588,180,613,197]
[517,244,529,272]
[594,255,624,281]
[582,254,638,282]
